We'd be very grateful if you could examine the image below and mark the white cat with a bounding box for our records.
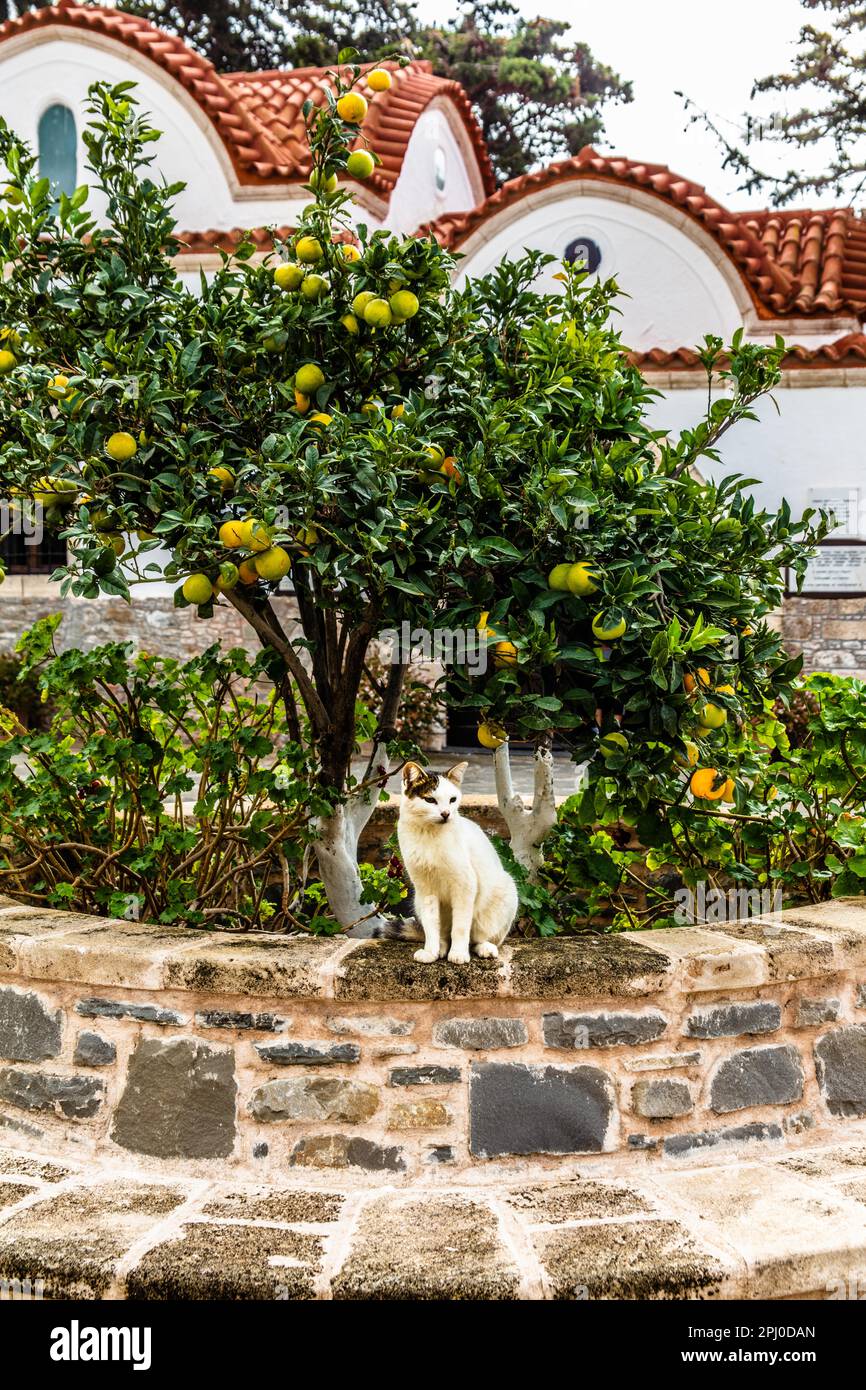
[396,761,518,965]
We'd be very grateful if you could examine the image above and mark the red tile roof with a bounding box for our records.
[0,1,494,197]
[422,149,866,321]
[629,333,866,371]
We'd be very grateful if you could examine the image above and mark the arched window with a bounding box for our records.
[38,104,77,205]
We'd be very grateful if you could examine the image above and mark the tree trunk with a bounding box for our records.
[313,734,394,936]
[493,735,558,878]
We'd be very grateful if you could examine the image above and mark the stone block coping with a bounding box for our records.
[1,896,864,1002]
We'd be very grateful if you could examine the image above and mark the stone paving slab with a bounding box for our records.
[2,1139,866,1299]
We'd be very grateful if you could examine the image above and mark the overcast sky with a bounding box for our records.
[415,0,843,209]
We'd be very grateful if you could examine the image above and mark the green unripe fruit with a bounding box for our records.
[295,363,325,395]
[389,290,419,322]
[548,563,572,591]
[300,274,328,301]
[352,291,376,317]
[363,297,393,327]
[309,170,338,193]
[295,235,324,263]
[182,574,214,605]
[273,263,305,291]
[346,150,375,179]
[599,731,629,760]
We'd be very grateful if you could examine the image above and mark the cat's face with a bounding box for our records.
[401,762,468,826]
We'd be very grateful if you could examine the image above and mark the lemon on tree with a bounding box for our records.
[295,363,325,396]
[182,573,213,605]
[599,731,628,760]
[493,640,518,668]
[0,349,16,374]
[591,611,626,641]
[214,562,239,594]
[366,69,392,92]
[237,518,271,552]
[364,298,392,327]
[352,291,376,317]
[309,169,338,193]
[478,720,507,749]
[567,562,599,596]
[309,412,333,429]
[295,235,323,264]
[300,274,328,301]
[254,546,292,582]
[340,313,360,335]
[219,519,245,548]
[208,466,234,492]
[690,767,727,801]
[105,431,137,462]
[547,563,572,591]
[273,263,304,292]
[697,701,727,730]
[340,243,362,263]
[336,92,368,124]
[346,150,375,179]
[389,290,419,322]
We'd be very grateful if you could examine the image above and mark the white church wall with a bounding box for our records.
[386,98,484,236]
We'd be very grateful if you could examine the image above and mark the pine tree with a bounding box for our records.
[682,0,866,204]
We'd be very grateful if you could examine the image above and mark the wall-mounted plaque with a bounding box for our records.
[788,540,866,597]
[807,487,861,538]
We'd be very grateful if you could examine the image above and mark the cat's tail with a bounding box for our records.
[371,915,424,941]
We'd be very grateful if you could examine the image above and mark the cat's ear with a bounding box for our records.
[445,761,468,787]
[403,762,426,792]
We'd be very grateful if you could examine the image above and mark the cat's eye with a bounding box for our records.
[423,796,436,804]
[450,796,456,803]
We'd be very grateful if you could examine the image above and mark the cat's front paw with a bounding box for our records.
[447,948,471,965]
[473,942,499,959]
[413,948,439,964]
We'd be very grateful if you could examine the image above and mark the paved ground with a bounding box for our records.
[2,1136,866,1299]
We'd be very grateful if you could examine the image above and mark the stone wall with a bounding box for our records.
[781,596,866,677]
[1,896,865,1182]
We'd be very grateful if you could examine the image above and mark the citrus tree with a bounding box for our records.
[0,66,824,934]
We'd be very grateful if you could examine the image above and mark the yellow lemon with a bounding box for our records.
[219,519,246,548]
[366,69,392,92]
[363,297,393,327]
[295,363,325,395]
[340,313,360,335]
[548,563,572,591]
[294,389,311,414]
[674,741,700,769]
[389,290,419,322]
[0,349,16,374]
[684,668,711,696]
[477,721,507,750]
[300,274,328,301]
[236,518,272,552]
[337,92,368,124]
[105,533,125,557]
[424,444,445,466]
[273,263,305,291]
[208,466,234,492]
[493,640,518,668]
[591,612,626,641]
[340,243,362,263]
[346,150,375,179]
[599,731,629,759]
[721,777,736,803]
[238,558,260,586]
[567,562,599,597]
[182,574,213,605]
[295,235,324,263]
[391,403,405,419]
[254,546,292,582]
[715,683,735,696]
[105,432,137,462]
[47,373,69,399]
[690,767,726,800]
[309,412,333,429]
[697,702,727,730]
[352,291,376,317]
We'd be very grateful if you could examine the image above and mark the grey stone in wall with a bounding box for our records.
[254,1041,360,1066]
[631,1078,694,1119]
[814,1025,866,1118]
[0,988,62,1063]
[326,1016,415,1037]
[794,998,841,1028]
[73,1032,116,1068]
[685,1002,781,1039]
[112,1037,236,1159]
[709,1044,804,1114]
[195,1010,290,1033]
[0,1067,103,1119]
[543,1010,667,1049]
[469,1062,615,1157]
[389,1065,461,1086]
[76,998,186,1026]
[663,1121,783,1158]
[433,1017,528,1050]
[250,1077,378,1124]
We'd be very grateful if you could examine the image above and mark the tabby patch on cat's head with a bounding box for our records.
[402,761,469,799]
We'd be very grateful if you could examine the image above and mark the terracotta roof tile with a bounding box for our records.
[0,3,494,198]
[421,149,866,321]
[629,333,866,370]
